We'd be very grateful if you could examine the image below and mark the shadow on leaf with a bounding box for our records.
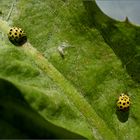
[0,78,85,139]
[116,109,129,123]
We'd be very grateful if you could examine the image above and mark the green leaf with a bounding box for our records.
[0,78,86,139]
[1,0,140,139]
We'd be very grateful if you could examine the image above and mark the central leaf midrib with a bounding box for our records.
[22,42,117,140]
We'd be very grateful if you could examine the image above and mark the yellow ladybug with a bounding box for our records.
[117,93,130,111]
[8,27,27,46]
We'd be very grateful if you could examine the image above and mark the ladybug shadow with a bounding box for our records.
[116,109,129,123]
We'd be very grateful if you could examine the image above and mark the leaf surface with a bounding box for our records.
[0,0,140,139]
